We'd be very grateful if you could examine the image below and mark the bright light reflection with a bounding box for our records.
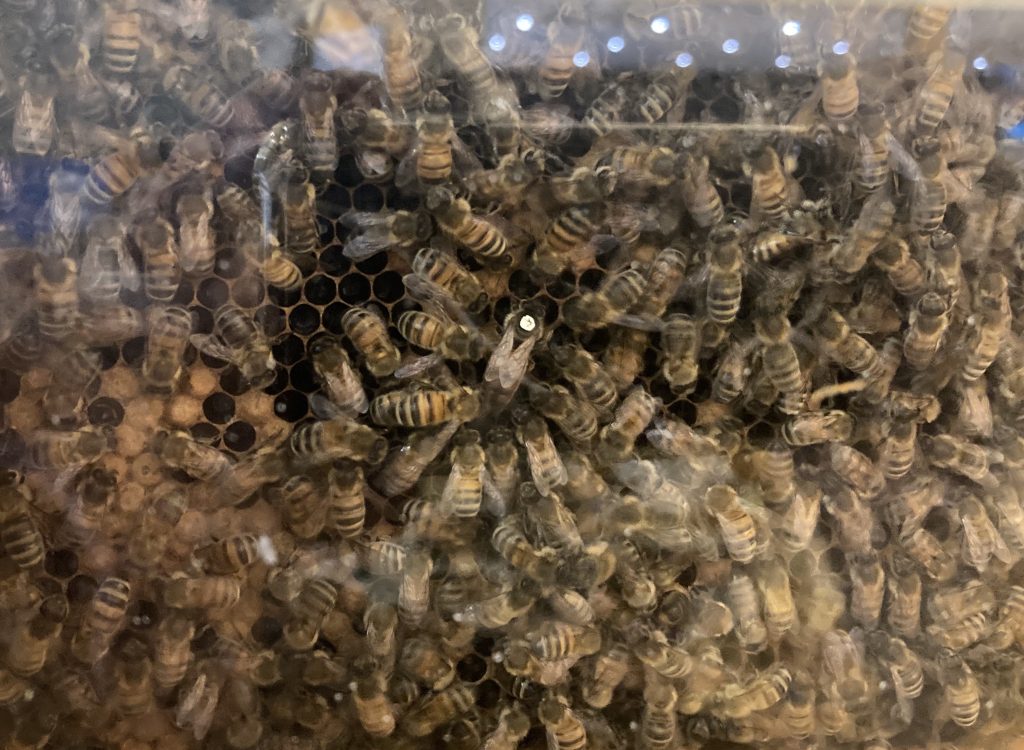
[775,54,792,69]
[607,35,625,53]
[572,50,590,67]
[973,56,989,70]
[722,38,740,54]
[650,15,670,34]
[515,13,534,31]
[488,33,506,52]
[782,20,800,36]
[832,40,850,55]
[675,51,694,68]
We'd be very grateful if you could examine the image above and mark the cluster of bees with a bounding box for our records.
[3,0,1024,748]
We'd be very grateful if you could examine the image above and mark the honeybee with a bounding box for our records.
[136,219,182,304]
[747,439,795,504]
[902,291,950,370]
[597,386,660,463]
[308,336,367,416]
[901,526,957,581]
[282,577,337,650]
[747,145,793,223]
[962,308,1008,383]
[296,73,338,182]
[872,238,927,297]
[580,644,631,708]
[754,314,805,414]
[436,14,498,114]
[829,443,885,499]
[583,77,632,136]
[604,327,649,392]
[706,225,744,325]
[538,695,588,750]
[915,48,965,133]
[373,5,422,113]
[530,384,599,445]
[114,640,155,716]
[142,305,192,394]
[153,613,194,692]
[13,67,56,156]
[483,704,531,750]
[673,151,725,229]
[79,217,138,305]
[164,65,234,129]
[192,304,276,387]
[196,534,258,575]
[941,656,981,727]
[280,179,318,256]
[547,344,617,416]
[341,209,431,261]
[492,517,557,586]
[879,419,918,480]
[928,229,962,305]
[70,577,131,664]
[856,103,891,192]
[441,429,485,518]
[370,385,480,427]
[341,306,401,378]
[6,594,65,678]
[821,52,859,124]
[509,412,566,497]
[396,549,431,628]
[537,3,586,100]
[704,485,757,563]
[848,553,885,628]
[125,489,187,575]
[41,345,101,427]
[165,576,242,609]
[271,475,325,540]
[352,673,397,737]
[409,246,489,313]
[27,427,107,470]
[34,257,79,341]
[782,409,852,446]
[323,463,365,539]
[910,143,948,233]
[906,5,952,55]
[597,145,677,189]
[483,427,520,514]
[871,632,924,718]
[372,422,460,498]
[727,573,767,653]
[401,683,477,738]
[534,205,603,277]
[101,0,140,74]
[59,466,115,548]
[427,186,512,267]
[293,398,388,465]
[83,136,160,206]
[830,189,896,275]
[153,429,231,481]
[711,665,791,720]
[457,582,536,629]
[925,434,999,486]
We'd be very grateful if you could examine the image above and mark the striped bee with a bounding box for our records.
[441,428,485,517]
[370,386,480,428]
[176,189,216,276]
[136,219,182,303]
[83,134,161,205]
[706,225,744,325]
[281,178,319,255]
[376,5,423,113]
[142,305,192,394]
[34,257,80,341]
[191,305,276,387]
[196,535,259,574]
[426,186,511,267]
[164,65,234,129]
[409,246,488,313]
[821,52,859,124]
[102,0,141,75]
[12,68,56,156]
[300,72,338,183]
[70,577,131,664]
[537,3,586,100]
[325,462,365,538]
[342,306,401,378]
[79,217,139,305]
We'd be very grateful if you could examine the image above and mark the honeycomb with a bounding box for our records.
[2,0,1024,748]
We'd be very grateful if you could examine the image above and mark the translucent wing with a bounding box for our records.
[188,334,235,364]
[395,352,443,380]
[320,360,369,414]
[116,240,142,291]
[523,436,567,497]
[484,324,536,391]
[310,391,347,420]
[343,230,397,261]
[402,273,476,329]
[440,459,483,516]
[610,313,665,332]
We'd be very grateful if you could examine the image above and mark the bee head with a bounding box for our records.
[425,186,455,213]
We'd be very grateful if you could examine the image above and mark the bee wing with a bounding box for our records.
[309,391,349,421]
[401,273,475,329]
[395,353,443,380]
[116,241,142,292]
[394,148,419,191]
[523,440,567,497]
[319,370,369,414]
[484,325,535,391]
[340,210,393,231]
[610,313,665,332]
[188,334,235,364]
[343,231,397,261]
[451,134,483,176]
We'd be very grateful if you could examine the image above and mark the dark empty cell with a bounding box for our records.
[255,305,286,338]
[334,155,363,188]
[319,245,351,277]
[214,248,247,279]
[672,399,697,426]
[388,190,420,212]
[44,548,78,578]
[317,217,334,245]
[172,280,195,306]
[223,154,255,189]
[492,296,512,325]
[578,268,605,291]
[456,654,488,683]
[352,184,384,211]
[746,420,775,445]
[197,278,230,309]
[263,366,289,396]
[189,422,221,446]
[373,271,404,303]
[33,576,63,600]
[546,274,577,301]
[121,337,146,366]
[0,430,25,469]
[709,95,741,123]
[322,302,348,335]
[560,129,592,159]
[200,351,230,369]
[67,574,98,604]
[540,298,559,327]
[268,284,302,307]
[190,305,214,334]
[274,390,308,422]
[220,367,249,396]
[251,616,283,647]
[339,274,371,305]
[507,270,539,298]
[224,421,257,452]
[232,275,265,308]
[289,304,321,336]
[304,275,337,305]
[292,252,319,279]
[128,599,159,631]
[289,361,319,394]
[355,252,388,276]
[191,625,219,653]
[0,370,19,403]
[727,183,751,212]
[580,328,610,353]
[692,73,722,101]
[273,334,305,366]
[96,346,119,370]
[87,397,125,427]
[203,393,236,424]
